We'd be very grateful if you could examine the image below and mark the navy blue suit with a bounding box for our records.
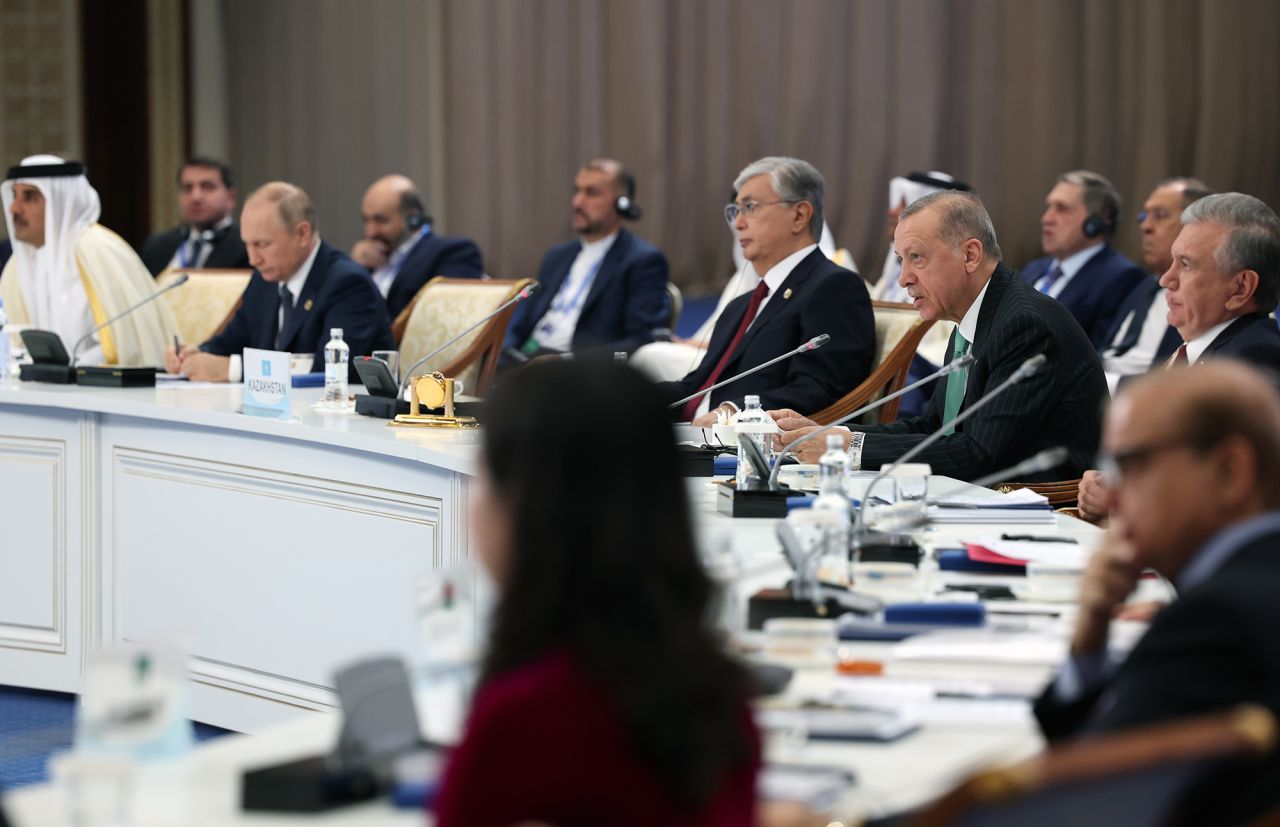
[1100,277,1181,365]
[503,228,669,356]
[1198,313,1280,386]
[658,249,875,416]
[1022,247,1147,349]
[381,230,485,323]
[201,240,394,380]
[0,239,11,271]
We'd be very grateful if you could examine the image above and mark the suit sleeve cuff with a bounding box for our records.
[228,354,242,383]
[1052,649,1114,704]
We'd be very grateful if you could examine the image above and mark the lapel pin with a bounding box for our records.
[303,299,314,311]
[782,288,792,300]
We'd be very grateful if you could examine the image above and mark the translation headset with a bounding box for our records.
[1076,175,1119,239]
[614,171,644,221]
[402,192,430,231]
[1082,211,1114,239]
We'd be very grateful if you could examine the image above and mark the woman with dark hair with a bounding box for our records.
[433,360,760,826]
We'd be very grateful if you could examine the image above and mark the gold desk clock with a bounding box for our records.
[391,371,479,429]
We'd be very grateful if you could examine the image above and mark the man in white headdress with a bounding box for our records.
[0,155,177,365]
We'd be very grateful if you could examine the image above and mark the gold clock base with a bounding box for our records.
[390,413,480,429]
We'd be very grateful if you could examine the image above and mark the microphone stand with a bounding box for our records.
[855,354,1049,538]
[765,353,975,491]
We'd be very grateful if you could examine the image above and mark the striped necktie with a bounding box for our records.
[942,332,971,435]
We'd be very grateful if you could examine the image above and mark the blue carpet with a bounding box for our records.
[675,295,717,339]
[0,685,234,790]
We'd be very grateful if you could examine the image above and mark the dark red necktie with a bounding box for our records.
[1168,343,1189,369]
[683,280,770,421]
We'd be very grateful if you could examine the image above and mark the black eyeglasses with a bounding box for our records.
[1097,433,1224,487]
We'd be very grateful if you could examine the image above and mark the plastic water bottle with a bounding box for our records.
[734,395,771,487]
[323,328,349,406]
[0,299,9,379]
[811,434,852,583]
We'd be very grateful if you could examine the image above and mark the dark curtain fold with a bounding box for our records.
[224,0,1280,294]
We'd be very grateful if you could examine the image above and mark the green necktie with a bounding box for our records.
[942,332,970,435]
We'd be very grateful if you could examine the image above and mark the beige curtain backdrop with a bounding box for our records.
[221,0,1280,295]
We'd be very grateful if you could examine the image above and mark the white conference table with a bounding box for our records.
[0,378,482,733]
[1,377,1124,826]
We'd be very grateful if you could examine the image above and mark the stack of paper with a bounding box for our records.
[885,628,1067,692]
[928,488,1055,524]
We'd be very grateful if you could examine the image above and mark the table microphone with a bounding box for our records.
[397,282,540,397]
[67,273,190,369]
[765,352,976,490]
[856,352,1049,532]
[668,334,830,411]
[969,446,1070,489]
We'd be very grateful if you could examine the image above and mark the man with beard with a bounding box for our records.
[503,158,669,361]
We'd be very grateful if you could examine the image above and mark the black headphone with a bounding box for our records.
[614,171,643,221]
[1074,174,1120,239]
[1082,212,1113,239]
[402,192,429,231]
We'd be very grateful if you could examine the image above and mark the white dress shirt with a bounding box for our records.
[697,243,818,418]
[1185,318,1237,365]
[531,231,618,353]
[1038,243,1105,298]
[166,215,234,270]
[371,227,429,298]
[1103,288,1171,395]
[228,238,321,382]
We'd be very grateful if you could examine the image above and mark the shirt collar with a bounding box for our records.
[188,214,233,240]
[1185,317,1239,364]
[956,275,993,346]
[578,230,619,259]
[283,238,322,301]
[754,243,818,293]
[1177,510,1280,592]
[1056,242,1105,278]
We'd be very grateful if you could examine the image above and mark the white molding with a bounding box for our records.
[0,435,66,654]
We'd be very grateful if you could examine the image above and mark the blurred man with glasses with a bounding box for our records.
[1078,192,1280,521]
[1036,361,1280,823]
[657,156,874,425]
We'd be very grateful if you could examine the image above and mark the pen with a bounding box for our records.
[1000,533,1078,544]
[173,334,182,356]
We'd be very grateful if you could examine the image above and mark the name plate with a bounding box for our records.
[242,348,292,419]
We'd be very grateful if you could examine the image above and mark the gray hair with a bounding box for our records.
[733,156,824,241]
[901,190,1003,262]
[1155,176,1214,207]
[1181,192,1280,311]
[249,181,318,234]
[1058,170,1121,238]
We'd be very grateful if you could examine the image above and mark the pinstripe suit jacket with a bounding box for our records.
[855,264,1106,482]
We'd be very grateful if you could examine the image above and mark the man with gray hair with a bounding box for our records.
[1078,191,1280,521]
[167,181,393,382]
[1098,177,1213,394]
[1021,170,1148,348]
[659,156,874,425]
[773,190,1106,482]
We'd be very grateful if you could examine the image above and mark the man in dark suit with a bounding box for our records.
[165,182,393,382]
[1099,177,1213,394]
[0,238,9,270]
[349,174,484,324]
[658,157,874,425]
[774,190,1106,482]
[139,156,249,276]
[1035,362,1280,824]
[1021,171,1147,348]
[1078,192,1280,521]
[503,158,669,361]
